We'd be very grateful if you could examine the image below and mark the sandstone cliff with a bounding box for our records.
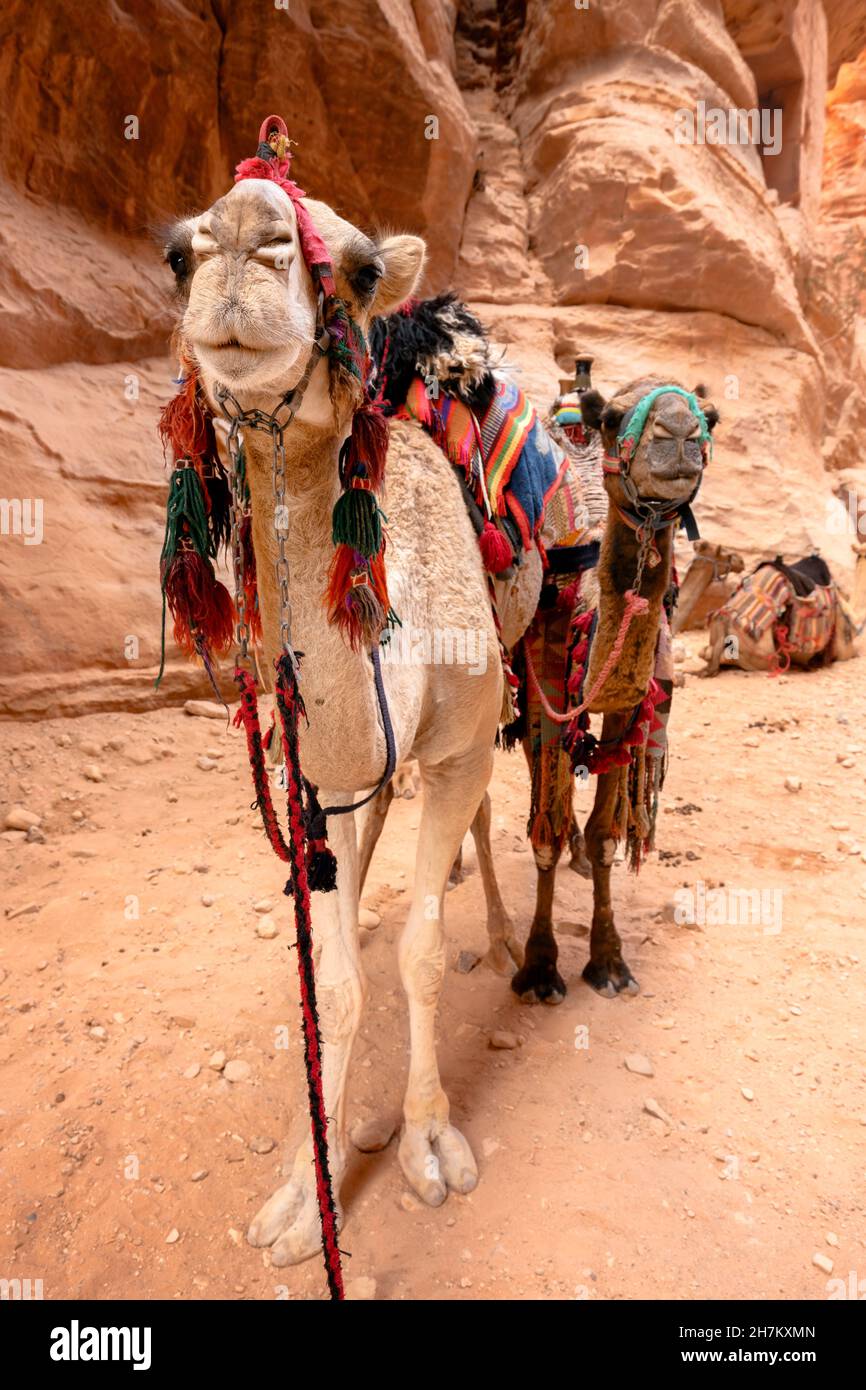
[0,0,863,716]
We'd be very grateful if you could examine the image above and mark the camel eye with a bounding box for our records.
[352,263,382,297]
[167,248,187,277]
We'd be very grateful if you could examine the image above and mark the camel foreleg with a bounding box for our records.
[582,712,639,997]
[247,793,364,1265]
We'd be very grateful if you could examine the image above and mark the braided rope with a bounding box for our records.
[524,587,650,726]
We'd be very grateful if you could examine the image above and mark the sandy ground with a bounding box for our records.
[1,636,865,1302]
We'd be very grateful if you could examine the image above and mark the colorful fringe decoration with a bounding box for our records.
[156,365,235,685]
[326,397,394,647]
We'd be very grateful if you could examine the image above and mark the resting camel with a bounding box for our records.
[161,130,717,1262]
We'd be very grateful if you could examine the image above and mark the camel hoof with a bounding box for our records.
[482,935,524,976]
[399,1123,478,1205]
[582,957,639,997]
[248,1176,341,1267]
[511,959,567,1004]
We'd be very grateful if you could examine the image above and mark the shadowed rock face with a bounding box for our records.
[0,0,864,716]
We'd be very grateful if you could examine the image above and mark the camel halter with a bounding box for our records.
[603,384,711,544]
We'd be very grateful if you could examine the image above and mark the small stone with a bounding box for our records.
[489,1030,519,1050]
[197,756,218,772]
[784,776,801,793]
[826,1232,839,1247]
[625,1053,654,1077]
[831,821,850,832]
[26,825,46,843]
[72,810,85,822]
[4,807,41,832]
[191,1170,209,1183]
[183,1063,201,1080]
[455,949,481,974]
[201,894,215,908]
[125,748,153,766]
[184,700,227,720]
[208,1051,226,1071]
[80,740,102,757]
[812,1252,833,1274]
[249,1136,276,1155]
[83,764,104,782]
[643,1098,673,1126]
[345,1276,377,1300]
[173,860,193,876]
[223,1059,251,1083]
[256,916,278,939]
[400,1191,420,1213]
[359,907,381,931]
[105,736,126,752]
[89,1026,107,1041]
[741,1087,754,1101]
[253,899,274,914]
[165,1228,180,1244]
[350,1114,396,1152]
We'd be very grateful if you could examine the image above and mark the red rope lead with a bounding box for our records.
[274,655,344,1300]
[233,661,344,1299]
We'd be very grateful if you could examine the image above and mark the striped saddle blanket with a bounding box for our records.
[715,562,837,661]
[398,374,594,553]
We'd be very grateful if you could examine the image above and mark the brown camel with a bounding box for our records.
[358,355,719,1002]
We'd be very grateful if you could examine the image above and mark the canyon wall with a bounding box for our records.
[0,0,864,716]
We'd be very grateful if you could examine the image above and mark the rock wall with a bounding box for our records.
[0,0,864,716]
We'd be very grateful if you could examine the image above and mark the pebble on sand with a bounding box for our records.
[350,1114,396,1152]
[256,917,279,939]
[184,700,228,720]
[812,1252,833,1274]
[253,899,274,914]
[83,764,104,782]
[359,907,381,931]
[197,756,218,772]
[784,776,802,792]
[183,1063,201,1080]
[223,1059,251,1083]
[4,807,42,832]
[165,1228,180,1244]
[625,1053,654,1077]
[249,1136,276,1155]
[741,1087,754,1101]
[643,1098,673,1126]
[489,1030,520,1050]
[208,1051,226,1071]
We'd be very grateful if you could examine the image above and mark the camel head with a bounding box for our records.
[163,179,425,428]
[582,377,719,508]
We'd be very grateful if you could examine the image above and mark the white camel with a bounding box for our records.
[165,174,541,1265]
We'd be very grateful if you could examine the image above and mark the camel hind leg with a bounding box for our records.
[468,792,524,974]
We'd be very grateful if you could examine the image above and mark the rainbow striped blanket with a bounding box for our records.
[398,375,567,549]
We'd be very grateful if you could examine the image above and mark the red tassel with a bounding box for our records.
[159,365,211,461]
[240,516,263,644]
[558,579,580,611]
[345,400,388,489]
[163,549,235,657]
[478,520,513,573]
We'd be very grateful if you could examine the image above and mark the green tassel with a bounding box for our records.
[159,466,213,568]
[331,487,383,558]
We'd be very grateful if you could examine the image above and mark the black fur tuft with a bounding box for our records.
[368,292,497,413]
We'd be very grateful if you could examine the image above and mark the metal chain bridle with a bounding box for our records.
[214,296,330,663]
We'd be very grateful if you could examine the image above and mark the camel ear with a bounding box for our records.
[578,388,606,431]
[374,234,426,314]
[600,402,626,441]
[702,403,720,433]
